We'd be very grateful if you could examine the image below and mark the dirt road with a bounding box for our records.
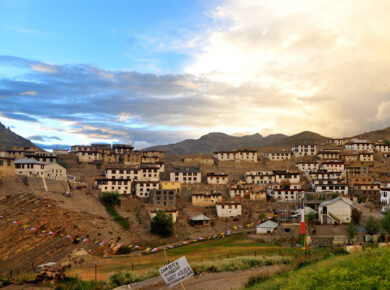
[116,264,288,290]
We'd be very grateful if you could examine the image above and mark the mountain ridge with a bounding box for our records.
[0,122,38,150]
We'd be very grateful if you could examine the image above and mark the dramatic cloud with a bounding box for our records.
[0,0,389,146]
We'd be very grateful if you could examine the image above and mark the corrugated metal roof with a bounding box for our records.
[190,214,211,221]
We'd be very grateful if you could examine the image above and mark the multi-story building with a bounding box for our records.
[76,151,103,162]
[317,150,340,160]
[291,144,317,156]
[308,170,343,181]
[170,167,201,184]
[149,189,176,208]
[0,157,15,177]
[105,167,159,181]
[206,172,228,185]
[296,161,320,173]
[375,143,390,153]
[264,152,291,161]
[273,171,300,184]
[213,149,257,162]
[14,159,45,177]
[269,184,303,201]
[44,162,67,180]
[359,152,374,162]
[192,192,223,206]
[95,178,132,195]
[320,161,345,172]
[216,202,242,218]
[314,182,349,195]
[134,181,160,198]
[345,142,374,152]
[245,172,274,184]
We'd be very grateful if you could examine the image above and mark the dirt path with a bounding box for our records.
[116,264,289,290]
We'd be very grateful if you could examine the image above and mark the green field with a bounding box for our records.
[246,247,390,289]
[68,235,310,281]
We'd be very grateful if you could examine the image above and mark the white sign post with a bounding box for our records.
[159,256,194,288]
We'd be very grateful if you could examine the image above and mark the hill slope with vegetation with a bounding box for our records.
[0,122,37,149]
[247,247,390,289]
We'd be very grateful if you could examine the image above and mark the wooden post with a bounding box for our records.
[94,264,97,282]
[32,262,36,273]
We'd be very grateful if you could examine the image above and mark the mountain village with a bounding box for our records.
[1,134,390,249]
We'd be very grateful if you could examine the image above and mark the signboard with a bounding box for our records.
[159,256,194,288]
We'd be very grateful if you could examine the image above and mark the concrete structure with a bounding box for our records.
[192,192,222,206]
[216,202,242,218]
[134,181,160,198]
[318,196,352,224]
[15,159,45,177]
[291,144,317,156]
[44,162,67,180]
[206,172,228,185]
[264,152,291,161]
[256,220,278,234]
[105,167,159,181]
[170,167,201,184]
[149,189,176,208]
[0,157,15,177]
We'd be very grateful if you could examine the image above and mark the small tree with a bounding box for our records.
[102,192,119,205]
[346,223,356,243]
[258,213,266,221]
[381,211,390,234]
[56,159,68,169]
[150,210,174,237]
[365,216,381,235]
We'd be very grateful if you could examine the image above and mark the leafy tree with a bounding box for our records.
[56,159,68,169]
[307,212,316,223]
[258,213,266,221]
[150,210,174,237]
[346,223,356,242]
[351,208,361,225]
[381,211,390,234]
[365,216,381,235]
[102,191,119,205]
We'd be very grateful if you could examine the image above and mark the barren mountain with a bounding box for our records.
[355,127,390,142]
[145,132,288,155]
[0,122,37,149]
[145,131,329,155]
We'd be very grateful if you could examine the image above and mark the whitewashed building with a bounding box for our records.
[380,188,390,204]
[318,197,352,224]
[291,144,317,156]
[359,153,374,162]
[375,144,390,153]
[95,178,132,195]
[170,167,201,184]
[216,202,242,218]
[15,159,45,177]
[345,142,374,152]
[44,162,67,180]
[273,171,300,184]
[314,182,349,195]
[296,162,320,173]
[264,152,291,161]
[213,149,257,162]
[134,181,160,198]
[245,172,274,184]
[192,192,223,206]
[320,161,345,172]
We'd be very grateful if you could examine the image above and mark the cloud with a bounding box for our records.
[376,101,390,122]
[28,135,62,142]
[0,0,390,147]
[31,63,58,74]
[20,91,37,96]
[1,112,39,122]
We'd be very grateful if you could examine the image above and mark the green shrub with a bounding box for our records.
[365,216,381,235]
[101,192,129,230]
[56,277,105,290]
[245,275,270,288]
[56,159,68,169]
[150,210,174,237]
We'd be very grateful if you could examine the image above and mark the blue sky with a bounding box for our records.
[0,0,389,148]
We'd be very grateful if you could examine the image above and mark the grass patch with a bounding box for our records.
[246,247,390,289]
[101,192,129,230]
[55,277,105,290]
[192,255,290,274]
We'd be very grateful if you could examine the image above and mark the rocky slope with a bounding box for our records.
[0,122,37,149]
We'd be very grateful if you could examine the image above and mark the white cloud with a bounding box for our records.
[376,101,390,122]
[31,63,58,74]
[20,91,37,96]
